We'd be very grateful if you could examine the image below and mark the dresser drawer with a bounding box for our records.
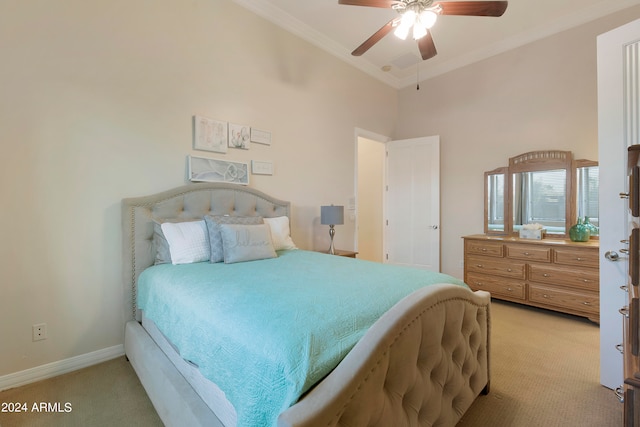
[553,247,599,268]
[465,240,504,257]
[466,256,526,279]
[506,244,551,262]
[529,284,599,314]
[466,273,526,300]
[528,264,599,291]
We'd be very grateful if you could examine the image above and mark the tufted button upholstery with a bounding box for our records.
[122,183,291,321]
[278,284,491,427]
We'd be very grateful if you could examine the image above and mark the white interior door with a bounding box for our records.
[597,18,640,390]
[385,136,440,271]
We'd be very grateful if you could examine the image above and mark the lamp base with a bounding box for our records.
[328,225,336,255]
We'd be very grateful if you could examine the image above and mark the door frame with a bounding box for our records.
[354,128,390,259]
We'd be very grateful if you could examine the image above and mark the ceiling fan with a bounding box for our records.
[338,0,508,61]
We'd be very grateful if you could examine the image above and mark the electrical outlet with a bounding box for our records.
[32,323,47,341]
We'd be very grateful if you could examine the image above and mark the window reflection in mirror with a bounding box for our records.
[512,169,567,234]
[577,165,599,227]
[486,172,505,232]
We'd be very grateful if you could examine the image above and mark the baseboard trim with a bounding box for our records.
[0,344,125,392]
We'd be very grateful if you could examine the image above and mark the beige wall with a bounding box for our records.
[0,0,396,377]
[3,0,640,382]
[394,6,640,278]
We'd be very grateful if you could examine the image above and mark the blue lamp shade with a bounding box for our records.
[321,205,344,226]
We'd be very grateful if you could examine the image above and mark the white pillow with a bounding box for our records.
[219,224,277,264]
[160,220,210,264]
[263,216,297,250]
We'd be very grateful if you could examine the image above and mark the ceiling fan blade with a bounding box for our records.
[338,0,401,8]
[436,1,508,17]
[351,18,399,56]
[418,31,437,60]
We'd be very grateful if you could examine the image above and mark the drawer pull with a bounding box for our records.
[543,294,551,299]
[582,301,591,306]
[616,343,624,354]
[543,273,550,277]
[615,386,624,403]
[620,248,629,254]
[524,252,530,256]
[481,248,487,252]
[476,264,483,268]
[507,268,512,272]
[506,288,513,292]
[576,257,584,261]
[620,306,630,318]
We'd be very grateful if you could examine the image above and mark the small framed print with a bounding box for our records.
[188,155,249,185]
[193,116,228,154]
[250,128,272,146]
[228,123,251,150]
[251,160,273,176]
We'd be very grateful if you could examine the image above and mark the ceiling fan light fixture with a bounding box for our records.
[412,22,427,40]
[393,23,410,40]
[418,10,438,29]
[394,10,415,40]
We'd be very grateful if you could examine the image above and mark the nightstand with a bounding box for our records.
[316,249,358,258]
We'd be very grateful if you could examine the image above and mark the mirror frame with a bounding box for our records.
[485,150,581,238]
[484,167,509,234]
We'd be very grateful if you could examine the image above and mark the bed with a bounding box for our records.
[122,182,491,427]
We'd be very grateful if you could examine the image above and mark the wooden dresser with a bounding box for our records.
[463,234,600,323]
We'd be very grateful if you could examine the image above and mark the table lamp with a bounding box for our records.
[321,205,344,255]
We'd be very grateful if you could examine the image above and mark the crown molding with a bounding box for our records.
[234,0,640,90]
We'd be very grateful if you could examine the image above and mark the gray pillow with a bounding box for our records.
[153,222,172,265]
[219,224,277,264]
[204,215,263,263]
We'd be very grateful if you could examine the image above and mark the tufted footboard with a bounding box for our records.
[278,283,491,427]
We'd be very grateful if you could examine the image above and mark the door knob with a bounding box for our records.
[605,250,620,261]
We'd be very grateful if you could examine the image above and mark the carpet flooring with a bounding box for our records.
[0,300,622,426]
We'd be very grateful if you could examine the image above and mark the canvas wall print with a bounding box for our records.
[188,156,249,185]
[250,128,272,146]
[193,116,228,154]
[228,123,250,150]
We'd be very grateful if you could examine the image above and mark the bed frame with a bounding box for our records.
[122,182,491,426]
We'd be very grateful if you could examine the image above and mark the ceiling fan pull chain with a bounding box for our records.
[416,60,420,90]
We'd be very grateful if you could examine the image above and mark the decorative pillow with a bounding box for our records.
[219,224,277,264]
[263,216,297,250]
[153,221,172,265]
[160,220,210,264]
[153,218,202,265]
[204,215,263,263]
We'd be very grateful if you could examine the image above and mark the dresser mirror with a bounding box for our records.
[575,160,599,229]
[484,150,598,238]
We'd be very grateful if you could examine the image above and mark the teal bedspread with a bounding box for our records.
[137,250,468,427]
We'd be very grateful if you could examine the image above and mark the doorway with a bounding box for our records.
[356,131,441,271]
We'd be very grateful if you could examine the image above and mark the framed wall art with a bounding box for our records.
[228,123,250,150]
[251,160,274,175]
[250,128,272,146]
[188,155,249,185]
[193,116,228,154]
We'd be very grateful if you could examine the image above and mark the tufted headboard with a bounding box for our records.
[121,182,291,321]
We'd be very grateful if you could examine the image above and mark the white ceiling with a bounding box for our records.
[233,0,640,88]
